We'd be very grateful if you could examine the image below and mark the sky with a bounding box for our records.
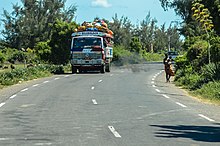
[0,0,181,38]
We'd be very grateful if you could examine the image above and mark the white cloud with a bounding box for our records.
[91,0,112,8]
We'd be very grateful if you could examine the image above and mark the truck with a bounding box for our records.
[70,20,113,74]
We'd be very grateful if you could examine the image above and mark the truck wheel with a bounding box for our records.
[105,63,110,72]
[101,65,105,74]
[71,66,77,74]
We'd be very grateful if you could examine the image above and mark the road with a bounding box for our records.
[0,63,219,146]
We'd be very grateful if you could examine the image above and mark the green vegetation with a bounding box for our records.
[162,0,220,102]
[109,13,182,59]
[195,82,220,102]
[0,65,64,88]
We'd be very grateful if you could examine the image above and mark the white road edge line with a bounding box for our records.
[65,75,70,78]
[198,114,215,122]
[0,103,6,108]
[9,95,17,99]
[108,126,121,138]
[110,74,114,76]
[175,102,187,108]
[43,81,49,84]
[155,89,161,93]
[32,84,39,87]
[91,86,95,90]
[162,94,170,99]
[92,99,98,105]
[98,80,103,83]
[21,88,28,92]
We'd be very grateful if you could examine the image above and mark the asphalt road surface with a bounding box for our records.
[0,63,219,146]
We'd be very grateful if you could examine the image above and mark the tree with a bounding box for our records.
[109,14,133,49]
[49,20,77,65]
[159,0,220,35]
[154,24,167,52]
[138,12,157,52]
[1,0,77,49]
[159,0,194,21]
[129,37,142,53]
[192,0,214,32]
[34,41,51,62]
[167,25,182,51]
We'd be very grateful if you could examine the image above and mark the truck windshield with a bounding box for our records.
[73,37,102,49]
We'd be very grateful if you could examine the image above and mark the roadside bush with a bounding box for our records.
[141,51,163,62]
[49,65,64,74]
[0,64,64,87]
[187,40,209,70]
[175,53,189,71]
[175,66,205,90]
[210,36,220,63]
[34,41,51,62]
[112,45,132,66]
[186,74,204,90]
[175,65,193,82]
[201,63,220,82]
[11,50,27,62]
[0,51,5,64]
[195,82,220,101]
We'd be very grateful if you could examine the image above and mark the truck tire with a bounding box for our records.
[105,63,110,72]
[100,64,105,74]
[71,66,77,74]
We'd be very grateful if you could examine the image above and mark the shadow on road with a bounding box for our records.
[150,124,220,142]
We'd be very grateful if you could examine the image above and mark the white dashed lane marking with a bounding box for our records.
[9,95,17,99]
[92,99,98,105]
[198,114,215,122]
[43,81,49,84]
[162,94,170,99]
[152,71,216,123]
[155,89,161,93]
[54,77,60,80]
[98,80,103,83]
[0,103,6,108]
[175,102,187,108]
[108,126,121,138]
[91,86,95,90]
[32,84,39,87]
[152,85,156,88]
[21,88,28,92]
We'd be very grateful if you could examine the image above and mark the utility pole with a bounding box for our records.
[168,35,171,51]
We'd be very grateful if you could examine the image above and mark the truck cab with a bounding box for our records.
[70,31,113,73]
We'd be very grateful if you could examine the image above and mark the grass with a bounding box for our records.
[0,63,26,72]
[193,81,220,104]
[0,64,65,89]
[175,79,220,105]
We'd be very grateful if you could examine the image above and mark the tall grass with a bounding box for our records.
[195,82,220,101]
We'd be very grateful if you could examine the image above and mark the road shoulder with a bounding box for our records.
[155,71,220,122]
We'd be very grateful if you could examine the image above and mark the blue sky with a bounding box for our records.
[0,0,181,36]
